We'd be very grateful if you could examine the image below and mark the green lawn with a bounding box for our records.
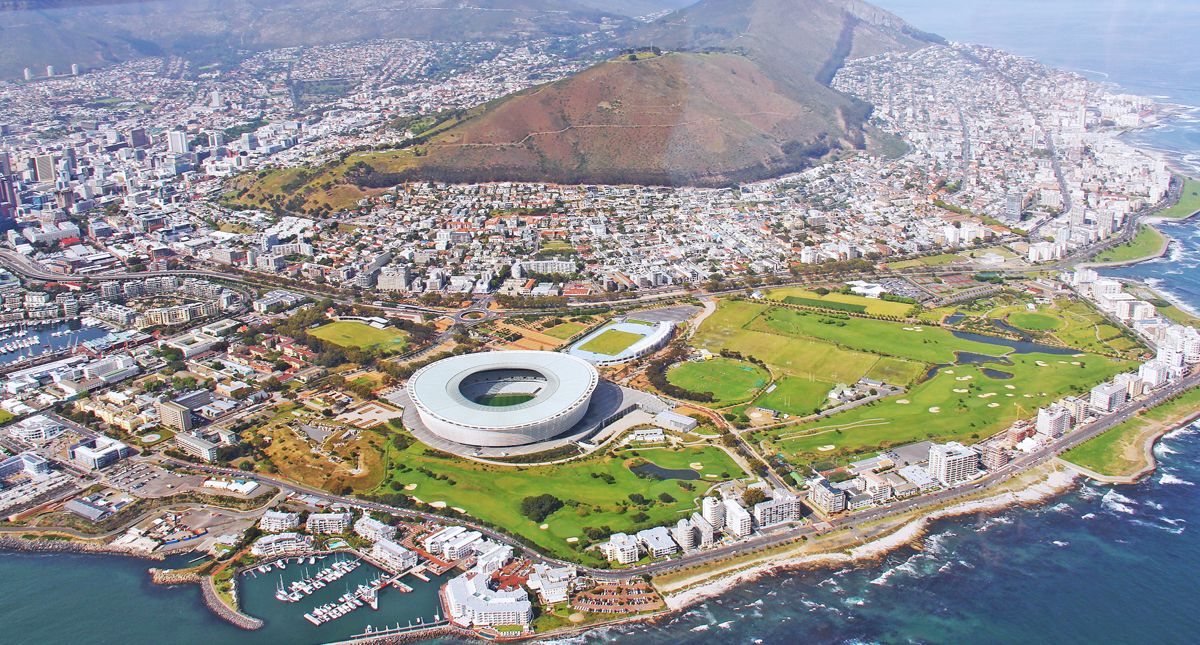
[0,410,13,426]
[690,300,913,385]
[1062,386,1200,477]
[542,321,588,340]
[666,358,769,405]
[764,288,913,317]
[376,440,745,562]
[1008,312,1063,331]
[309,321,409,354]
[749,306,1005,364]
[865,357,927,386]
[1155,176,1200,219]
[887,253,965,269]
[753,377,831,416]
[1093,225,1166,263]
[755,351,1132,468]
[578,329,644,355]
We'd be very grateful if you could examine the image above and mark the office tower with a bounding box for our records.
[167,129,191,154]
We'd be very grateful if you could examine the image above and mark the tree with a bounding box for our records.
[742,488,769,507]
[520,494,563,523]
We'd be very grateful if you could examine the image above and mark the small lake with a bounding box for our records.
[980,368,1015,379]
[950,330,1078,356]
[630,462,701,481]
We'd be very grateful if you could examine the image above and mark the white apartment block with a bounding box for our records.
[250,532,313,556]
[752,488,802,527]
[259,510,300,533]
[600,532,640,564]
[723,498,753,538]
[1090,381,1129,413]
[1036,405,1072,438]
[371,538,419,573]
[701,496,726,530]
[354,514,398,542]
[305,511,352,534]
[927,442,980,487]
[635,526,678,558]
[808,478,847,514]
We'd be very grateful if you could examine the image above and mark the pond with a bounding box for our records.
[950,330,1078,356]
[630,462,701,481]
[980,368,1015,379]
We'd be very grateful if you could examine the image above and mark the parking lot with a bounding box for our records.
[104,462,206,498]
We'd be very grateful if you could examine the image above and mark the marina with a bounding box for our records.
[0,320,111,367]
[239,553,447,643]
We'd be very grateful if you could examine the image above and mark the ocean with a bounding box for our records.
[4,3,1200,643]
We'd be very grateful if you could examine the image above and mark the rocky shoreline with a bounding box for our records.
[0,535,166,560]
[659,468,1079,611]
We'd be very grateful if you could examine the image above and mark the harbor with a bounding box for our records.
[0,319,111,368]
[239,553,447,643]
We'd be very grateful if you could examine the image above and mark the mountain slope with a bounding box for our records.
[339,0,939,187]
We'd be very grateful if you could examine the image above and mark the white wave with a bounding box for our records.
[843,596,866,607]
[1163,423,1199,441]
[1048,502,1072,513]
[1160,473,1195,487]
[956,559,976,569]
[1101,489,1138,515]
[691,625,710,633]
[977,515,1014,532]
[1161,517,1188,526]
[717,621,733,629]
[1132,518,1185,535]
[1051,540,1070,547]
[1081,512,1096,519]
[924,530,955,555]
[1154,443,1178,456]
[937,561,954,574]
[1146,501,1165,511]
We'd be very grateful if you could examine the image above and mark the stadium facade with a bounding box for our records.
[405,350,600,447]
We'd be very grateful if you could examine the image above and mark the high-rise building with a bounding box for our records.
[808,477,847,514]
[127,128,150,148]
[34,154,56,182]
[45,65,55,77]
[752,488,802,527]
[927,442,979,487]
[167,129,191,154]
[701,496,725,530]
[157,400,193,431]
[23,68,32,81]
[981,443,1010,470]
[723,498,753,537]
[1036,405,1072,438]
[71,63,80,76]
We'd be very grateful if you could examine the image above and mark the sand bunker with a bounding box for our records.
[953,388,968,393]
[818,445,836,452]
[987,403,1000,408]
[956,376,973,381]
[540,524,549,530]
[690,462,704,469]
[928,407,941,413]
[404,483,418,490]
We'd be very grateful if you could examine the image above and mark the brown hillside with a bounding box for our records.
[398,52,853,186]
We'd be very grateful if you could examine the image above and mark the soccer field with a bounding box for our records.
[578,328,645,355]
[666,358,769,405]
[309,321,410,353]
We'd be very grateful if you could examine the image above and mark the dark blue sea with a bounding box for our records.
[5,2,1200,643]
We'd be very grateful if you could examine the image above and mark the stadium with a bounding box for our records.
[405,350,601,447]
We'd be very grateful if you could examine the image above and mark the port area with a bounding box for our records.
[239,552,447,640]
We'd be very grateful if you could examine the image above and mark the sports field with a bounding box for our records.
[309,321,409,354]
[666,358,768,406]
[753,377,832,416]
[690,300,923,385]
[542,321,588,340]
[764,288,913,317]
[1008,311,1062,331]
[1092,225,1166,263]
[376,440,745,562]
[578,329,644,355]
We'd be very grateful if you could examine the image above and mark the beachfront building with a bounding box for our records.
[354,513,397,542]
[445,569,533,627]
[672,518,697,550]
[251,532,313,556]
[701,496,726,530]
[635,526,678,558]
[371,538,419,573]
[444,531,484,560]
[808,477,848,514]
[527,563,576,604]
[306,511,352,534]
[600,533,640,564]
[723,498,753,537]
[1036,405,1072,438]
[690,513,717,547]
[753,488,802,527]
[259,510,300,533]
[927,442,980,487]
[1090,380,1129,413]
